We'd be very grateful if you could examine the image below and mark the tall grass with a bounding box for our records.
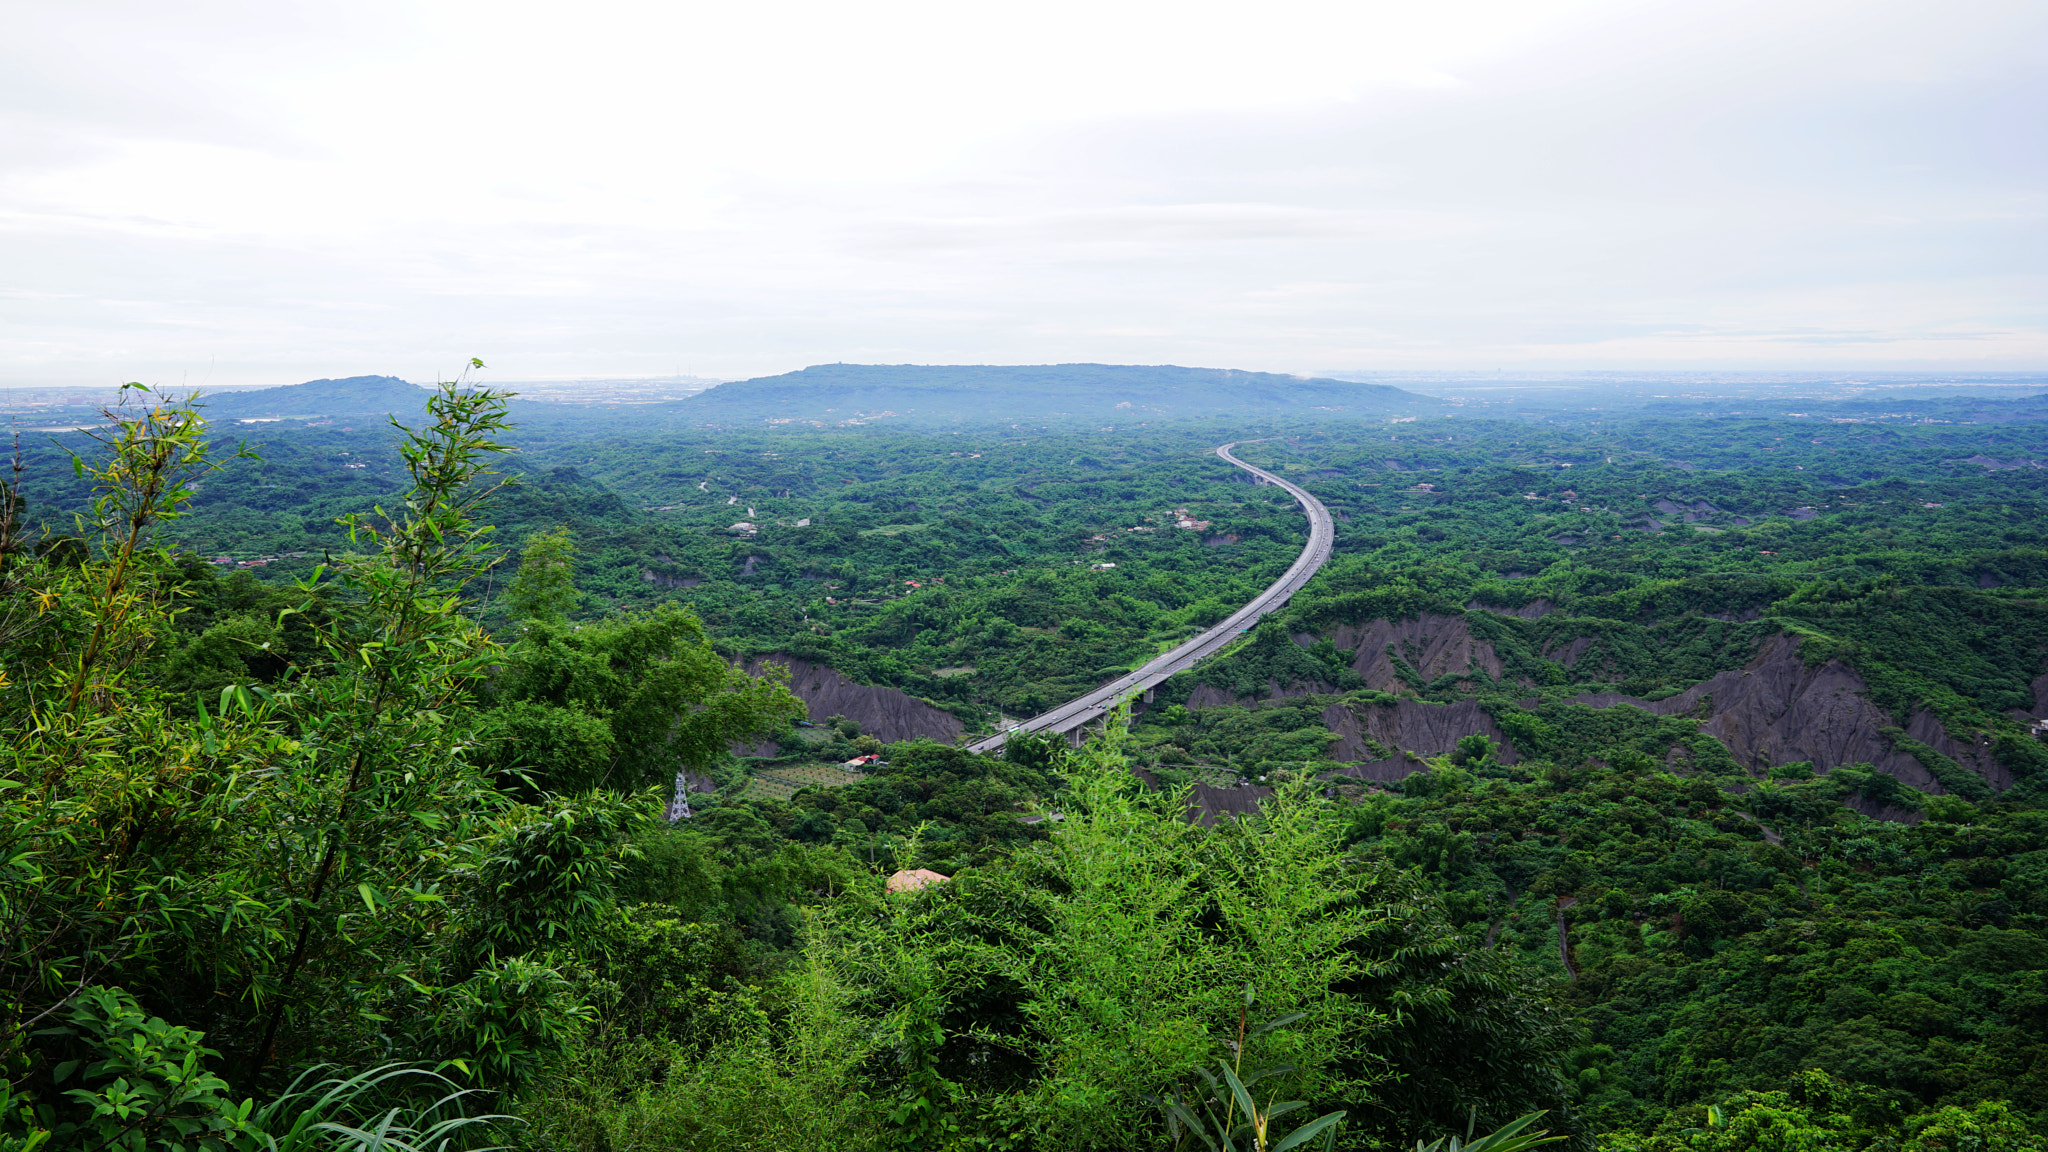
[246,1064,514,1152]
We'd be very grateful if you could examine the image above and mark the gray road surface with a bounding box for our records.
[966,440,1335,754]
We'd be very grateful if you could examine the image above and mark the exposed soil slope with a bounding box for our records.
[1185,782,1275,826]
[1322,698,1522,765]
[1133,768,1276,826]
[1570,634,2009,793]
[1188,616,1505,706]
[737,655,964,751]
[1179,689,1519,776]
[1323,752,1436,785]
[1184,680,1338,707]
[1188,604,2014,806]
[1324,613,1504,691]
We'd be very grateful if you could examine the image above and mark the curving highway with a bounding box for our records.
[967,440,1336,755]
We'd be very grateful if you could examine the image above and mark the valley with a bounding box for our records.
[8,366,2048,1150]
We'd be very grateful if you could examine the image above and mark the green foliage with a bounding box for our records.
[790,727,1573,1149]
[1152,1032,1349,1151]
[17,385,253,722]
[38,419,1318,722]
[1189,619,1362,701]
[0,381,788,1118]
[785,740,1061,871]
[15,380,2048,1148]
[1881,727,1993,801]
[1150,696,1345,775]
[520,937,880,1151]
[1326,747,2048,1139]
[1603,1069,2047,1151]
[503,525,578,624]
[465,792,650,962]
[1004,751,1382,1144]
[18,986,260,1152]
[1411,1111,1567,1152]
[0,989,515,1152]
[483,607,804,794]
[1901,1098,2044,1151]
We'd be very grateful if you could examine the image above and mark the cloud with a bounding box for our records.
[2,0,2044,385]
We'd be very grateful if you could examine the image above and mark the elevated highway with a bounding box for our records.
[966,441,1336,755]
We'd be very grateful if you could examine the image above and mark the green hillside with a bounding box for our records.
[8,376,2048,1151]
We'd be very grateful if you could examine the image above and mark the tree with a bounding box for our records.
[2,385,269,1078]
[505,524,578,623]
[0,375,641,1116]
[1596,1070,2046,1152]
[1902,1099,2044,1151]
[484,606,805,802]
[238,378,520,1073]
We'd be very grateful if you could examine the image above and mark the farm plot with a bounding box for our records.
[743,760,864,801]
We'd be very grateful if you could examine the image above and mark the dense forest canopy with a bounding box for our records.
[6,367,2048,1151]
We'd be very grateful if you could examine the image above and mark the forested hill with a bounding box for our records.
[671,362,1442,425]
[17,380,2048,1150]
[195,374,432,421]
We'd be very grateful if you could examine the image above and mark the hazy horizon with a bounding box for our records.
[7,363,2047,407]
[6,0,2045,388]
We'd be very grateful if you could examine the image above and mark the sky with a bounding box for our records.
[3,0,2045,388]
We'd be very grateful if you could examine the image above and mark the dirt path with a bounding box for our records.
[1734,812,1784,845]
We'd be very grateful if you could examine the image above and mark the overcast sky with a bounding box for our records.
[3,0,2044,388]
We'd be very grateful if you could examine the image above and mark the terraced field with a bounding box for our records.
[742,760,864,801]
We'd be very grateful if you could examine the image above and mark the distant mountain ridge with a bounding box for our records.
[677,363,1441,425]
[199,375,430,421]
[192,365,1438,429]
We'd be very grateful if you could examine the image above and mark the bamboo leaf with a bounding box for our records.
[1273,1112,1346,1152]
